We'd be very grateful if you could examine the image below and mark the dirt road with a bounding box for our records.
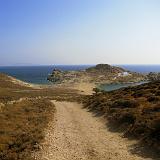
[35,101,145,160]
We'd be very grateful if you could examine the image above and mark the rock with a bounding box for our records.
[47,69,64,83]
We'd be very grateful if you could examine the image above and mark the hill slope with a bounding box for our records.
[83,81,160,155]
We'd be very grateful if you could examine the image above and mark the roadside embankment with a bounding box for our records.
[83,81,160,158]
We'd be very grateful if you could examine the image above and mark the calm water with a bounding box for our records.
[99,81,148,92]
[0,65,159,85]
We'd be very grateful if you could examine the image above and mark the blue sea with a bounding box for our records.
[119,65,160,73]
[0,65,92,84]
[0,65,159,85]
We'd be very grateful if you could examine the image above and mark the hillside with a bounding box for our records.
[48,64,144,84]
[83,81,160,156]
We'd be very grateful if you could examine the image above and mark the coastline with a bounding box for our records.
[9,75,41,89]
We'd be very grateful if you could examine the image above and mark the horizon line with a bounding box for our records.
[0,64,160,67]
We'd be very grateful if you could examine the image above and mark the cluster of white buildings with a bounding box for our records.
[113,72,131,80]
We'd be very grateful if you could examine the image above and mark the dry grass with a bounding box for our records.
[0,98,55,160]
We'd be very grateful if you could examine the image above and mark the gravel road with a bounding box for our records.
[35,101,146,160]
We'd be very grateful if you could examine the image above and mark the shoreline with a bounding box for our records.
[9,75,41,89]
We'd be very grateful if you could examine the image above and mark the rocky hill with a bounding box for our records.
[47,64,144,84]
[86,64,125,73]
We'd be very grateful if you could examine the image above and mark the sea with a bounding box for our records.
[0,65,159,85]
[0,65,92,84]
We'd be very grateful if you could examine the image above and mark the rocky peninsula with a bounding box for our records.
[47,64,145,94]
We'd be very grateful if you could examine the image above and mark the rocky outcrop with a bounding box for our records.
[47,69,64,83]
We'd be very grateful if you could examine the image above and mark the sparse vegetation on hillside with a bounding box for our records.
[83,81,160,153]
[0,98,55,160]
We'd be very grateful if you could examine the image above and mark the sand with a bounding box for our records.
[72,82,96,95]
[9,75,44,89]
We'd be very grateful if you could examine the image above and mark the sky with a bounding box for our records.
[0,0,160,66]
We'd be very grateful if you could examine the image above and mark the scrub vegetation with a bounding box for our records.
[0,99,54,160]
[83,81,160,153]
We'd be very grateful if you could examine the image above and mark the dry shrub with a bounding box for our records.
[0,99,55,160]
[111,99,139,109]
[147,96,159,102]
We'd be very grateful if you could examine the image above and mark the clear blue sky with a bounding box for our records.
[0,0,160,66]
